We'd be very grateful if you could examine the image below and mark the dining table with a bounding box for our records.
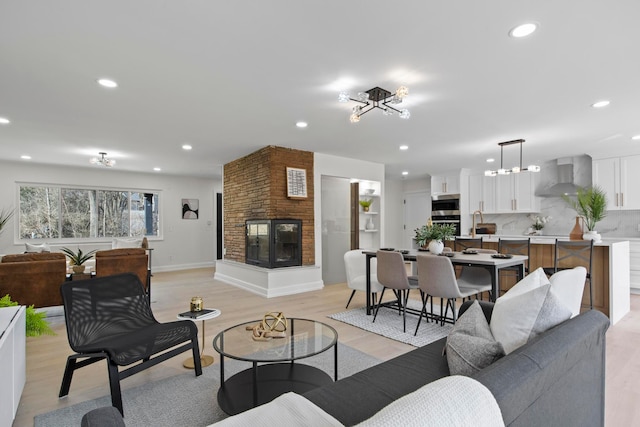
[362,249,528,315]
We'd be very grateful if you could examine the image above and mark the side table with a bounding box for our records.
[177,308,221,368]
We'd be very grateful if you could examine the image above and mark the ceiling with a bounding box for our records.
[1,1,639,181]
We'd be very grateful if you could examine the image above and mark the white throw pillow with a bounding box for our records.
[25,242,51,253]
[549,267,587,318]
[490,283,572,354]
[501,267,550,299]
[112,238,143,249]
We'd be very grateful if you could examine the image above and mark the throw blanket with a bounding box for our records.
[354,375,505,427]
[209,392,343,427]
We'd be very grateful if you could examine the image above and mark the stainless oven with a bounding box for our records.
[431,194,461,236]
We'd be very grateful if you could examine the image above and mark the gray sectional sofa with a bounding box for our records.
[304,301,609,426]
[81,301,610,426]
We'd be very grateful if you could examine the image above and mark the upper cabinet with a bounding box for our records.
[494,173,539,213]
[468,172,538,214]
[468,174,496,214]
[431,174,460,195]
[593,155,640,210]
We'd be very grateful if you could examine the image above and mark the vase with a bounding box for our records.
[365,217,375,230]
[72,265,86,274]
[362,206,369,212]
[583,230,601,243]
[569,216,583,240]
[428,240,444,255]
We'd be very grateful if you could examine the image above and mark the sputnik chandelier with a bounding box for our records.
[338,86,410,123]
[90,152,116,167]
[484,139,540,177]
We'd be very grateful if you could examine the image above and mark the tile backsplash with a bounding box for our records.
[479,155,640,238]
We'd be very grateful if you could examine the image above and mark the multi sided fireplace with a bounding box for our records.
[245,219,302,268]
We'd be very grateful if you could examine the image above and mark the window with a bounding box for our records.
[19,184,160,240]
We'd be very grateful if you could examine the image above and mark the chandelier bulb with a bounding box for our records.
[349,113,361,123]
[396,86,409,99]
[338,92,350,103]
[399,109,411,119]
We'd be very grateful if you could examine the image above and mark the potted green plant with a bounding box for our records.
[359,199,373,212]
[0,294,55,337]
[0,208,13,236]
[562,186,607,242]
[61,247,97,274]
[414,223,456,254]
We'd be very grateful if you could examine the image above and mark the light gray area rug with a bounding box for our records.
[329,299,453,347]
[34,343,379,427]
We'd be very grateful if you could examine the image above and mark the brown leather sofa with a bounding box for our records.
[0,252,67,307]
[94,248,150,292]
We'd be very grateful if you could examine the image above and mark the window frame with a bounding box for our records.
[15,182,163,243]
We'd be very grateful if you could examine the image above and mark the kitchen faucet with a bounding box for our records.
[472,210,484,238]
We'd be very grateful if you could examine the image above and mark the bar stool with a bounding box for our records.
[498,238,531,295]
[454,237,483,252]
[543,239,594,309]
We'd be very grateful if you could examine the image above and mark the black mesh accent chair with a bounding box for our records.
[59,273,202,415]
[373,250,418,333]
[454,237,483,251]
[543,239,595,309]
[498,238,531,294]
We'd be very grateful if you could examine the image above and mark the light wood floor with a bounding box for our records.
[11,267,640,426]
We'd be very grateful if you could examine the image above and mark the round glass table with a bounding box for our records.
[213,318,338,415]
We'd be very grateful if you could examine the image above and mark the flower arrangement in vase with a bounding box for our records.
[414,223,456,254]
[528,214,551,235]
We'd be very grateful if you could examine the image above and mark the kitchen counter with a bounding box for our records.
[451,235,630,324]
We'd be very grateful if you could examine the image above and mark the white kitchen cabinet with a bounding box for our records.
[431,174,460,195]
[468,174,496,214]
[593,155,640,210]
[495,173,539,213]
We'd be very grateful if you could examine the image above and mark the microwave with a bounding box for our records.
[431,193,460,216]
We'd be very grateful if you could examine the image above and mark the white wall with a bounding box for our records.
[0,160,221,271]
[383,179,404,249]
[313,153,385,270]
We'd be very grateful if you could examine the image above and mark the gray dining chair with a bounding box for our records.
[344,250,384,309]
[414,254,483,333]
[373,250,418,333]
[457,248,496,300]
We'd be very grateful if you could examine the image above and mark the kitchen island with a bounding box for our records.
[449,235,630,324]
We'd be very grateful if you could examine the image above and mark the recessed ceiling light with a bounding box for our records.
[153,167,161,172]
[0,117,10,124]
[399,145,409,150]
[182,144,193,150]
[296,121,308,128]
[486,158,495,163]
[632,135,640,140]
[402,171,409,176]
[509,23,538,38]
[592,100,610,108]
[97,78,118,88]
[21,155,31,160]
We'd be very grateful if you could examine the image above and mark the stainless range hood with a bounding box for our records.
[537,160,583,197]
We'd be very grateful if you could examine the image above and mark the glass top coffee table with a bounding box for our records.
[213,317,338,415]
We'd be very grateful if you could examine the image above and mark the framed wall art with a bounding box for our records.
[286,167,307,199]
[182,199,199,219]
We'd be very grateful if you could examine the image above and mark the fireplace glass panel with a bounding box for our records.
[246,219,302,268]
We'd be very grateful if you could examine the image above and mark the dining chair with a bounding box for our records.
[498,238,531,294]
[414,254,482,334]
[454,237,483,252]
[457,248,497,300]
[543,239,594,309]
[373,250,418,333]
[344,250,384,309]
